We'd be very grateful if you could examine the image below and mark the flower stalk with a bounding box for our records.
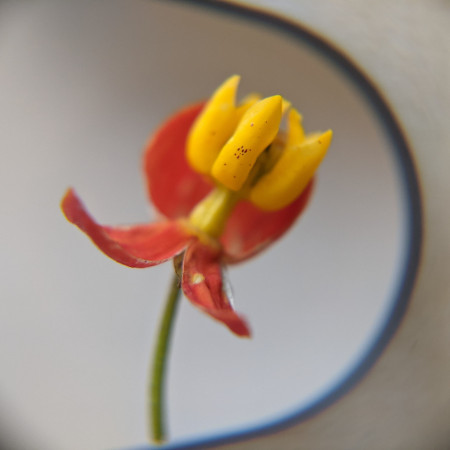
[149,270,182,443]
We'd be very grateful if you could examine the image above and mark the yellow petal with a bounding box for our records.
[249,129,333,210]
[236,93,261,120]
[211,95,283,191]
[286,107,305,146]
[186,75,241,175]
[281,98,291,115]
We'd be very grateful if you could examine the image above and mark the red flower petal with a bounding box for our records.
[61,189,193,268]
[221,180,314,264]
[144,102,212,219]
[182,241,251,337]
[144,103,314,264]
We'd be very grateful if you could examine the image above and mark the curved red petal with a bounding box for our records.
[181,241,251,337]
[61,189,193,268]
[221,180,315,264]
[144,102,212,219]
[143,101,314,264]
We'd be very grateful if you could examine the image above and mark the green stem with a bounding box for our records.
[148,272,181,444]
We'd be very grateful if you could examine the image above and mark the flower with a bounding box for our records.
[61,75,332,338]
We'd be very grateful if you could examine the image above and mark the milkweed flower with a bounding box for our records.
[61,75,332,443]
[61,75,332,338]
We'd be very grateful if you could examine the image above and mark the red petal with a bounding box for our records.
[144,102,212,219]
[61,189,193,268]
[221,180,314,264]
[181,241,251,337]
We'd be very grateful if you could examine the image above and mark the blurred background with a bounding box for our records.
[0,1,448,449]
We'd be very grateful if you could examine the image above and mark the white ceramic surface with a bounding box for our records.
[0,2,422,449]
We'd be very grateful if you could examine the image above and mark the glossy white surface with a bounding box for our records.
[0,2,436,450]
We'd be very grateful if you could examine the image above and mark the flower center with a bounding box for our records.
[188,185,240,239]
[186,75,333,223]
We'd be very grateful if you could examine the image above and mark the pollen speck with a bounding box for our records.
[192,273,205,285]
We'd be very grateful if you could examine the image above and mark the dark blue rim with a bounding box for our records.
[129,1,423,448]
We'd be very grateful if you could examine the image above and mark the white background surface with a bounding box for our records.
[0,1,448,450]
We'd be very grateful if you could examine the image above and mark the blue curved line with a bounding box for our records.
[129,1,423,448]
